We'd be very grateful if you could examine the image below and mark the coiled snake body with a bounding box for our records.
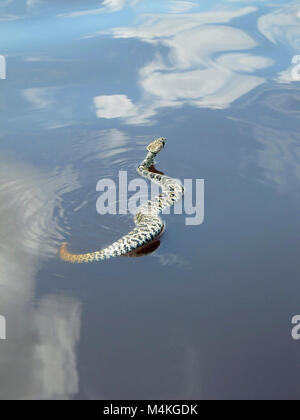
[60,137,184,263]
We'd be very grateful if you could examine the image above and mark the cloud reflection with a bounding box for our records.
[34,295,81,400]
[254,124,300,197]
[60,0,138,18]
[94,94,137,119]
[258,3,300,83]
[168,1,197,14]
[22,87,54,110]
[0,160,81,399]
[93,6,273,124]
[21,87,77,130]
[234,82,300,199]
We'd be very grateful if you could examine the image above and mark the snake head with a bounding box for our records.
[147,137,166,154]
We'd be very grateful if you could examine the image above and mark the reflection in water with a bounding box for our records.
[239,113,300,201]
[21,86,78,130]
[87,128,133,164]
[261,86,300,117]
[1,0,300,400]
[258,2,300,51]
[232,82,300,200]
[152,252,191,270]
[0,162,80,257]
[254,124,300,197]
[93,6,273,124]
[177,343,201,399]
[22,87,56,111]
[0,160,81,399]
[258,3,300,83]
[34,295,81,400]
[124,236,161,257]
[60,0,135,17]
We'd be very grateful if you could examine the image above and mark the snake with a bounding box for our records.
[59,137,184,263]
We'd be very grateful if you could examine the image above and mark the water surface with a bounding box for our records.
[0,0,300,400]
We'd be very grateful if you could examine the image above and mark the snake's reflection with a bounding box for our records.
[123,236,161,257]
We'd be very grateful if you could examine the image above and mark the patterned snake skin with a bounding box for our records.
[59,137,184,263]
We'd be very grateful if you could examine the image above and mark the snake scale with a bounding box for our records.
[59,137,184,263]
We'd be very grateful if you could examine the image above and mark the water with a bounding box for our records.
[0,0,300,400]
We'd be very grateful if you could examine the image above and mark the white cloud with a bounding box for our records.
[258,3,300,84]
[216,53,273,72]
[23,56,83,63]
[0,160,81,399]
[26,0,40,7]
[22,87,54,109]
[93,7,272,124]
[168,0,197,14]
[258,3,300,48]
[0,14,20,21]
[276,65,297,83]
[254,125,300,196]
[94,94,137,118]
[109,7,257,41]
[21,87,78,129]
[59,0,138,18]
[103,0,128,11]
[34,296,81,400]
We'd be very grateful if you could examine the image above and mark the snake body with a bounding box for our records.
[59,137,184,263]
